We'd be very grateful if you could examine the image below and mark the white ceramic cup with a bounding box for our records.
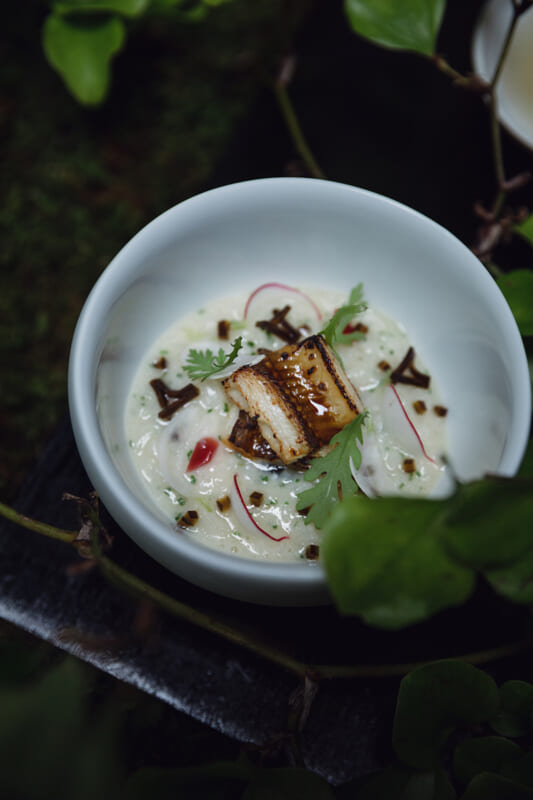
[473,0,533,151]
[68,178,531,605]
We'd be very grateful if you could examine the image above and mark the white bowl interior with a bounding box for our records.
[69,178,531,605]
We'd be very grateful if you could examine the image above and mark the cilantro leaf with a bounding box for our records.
[296,412,368,529]
[320,283,368,348]
[183,336,243,381]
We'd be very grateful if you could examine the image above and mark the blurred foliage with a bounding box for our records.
[0,0,308,499]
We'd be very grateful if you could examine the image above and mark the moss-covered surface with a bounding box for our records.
[0,0,311,500]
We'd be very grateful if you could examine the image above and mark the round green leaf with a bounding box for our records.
[501,753,533,790]
[496,270,533,337]
[392,660,499,769]
[514,215,533,247]
[491,682,533,738]
[439,478,533,569]
[43,13,125,105]
[460,772,533,799]
[322,496,475,629]
[344,0,446,56]
[485,545,533,604]
[53,0,150,16]
[357,765,456,800]
[453,737,522,786]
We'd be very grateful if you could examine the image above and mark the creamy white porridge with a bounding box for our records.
[125,284,448,562]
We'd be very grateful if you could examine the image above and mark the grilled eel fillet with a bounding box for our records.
[223,334,363,464]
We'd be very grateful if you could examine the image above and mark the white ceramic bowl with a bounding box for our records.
[473,0,533,150]
[68,178,531,605]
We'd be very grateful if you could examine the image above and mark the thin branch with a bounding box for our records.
[432,54,465,82]
[273,81,326,180]
[3,498,533,682]
[0,500,78,544]
[491,5,521,88]
[487,1,522,197]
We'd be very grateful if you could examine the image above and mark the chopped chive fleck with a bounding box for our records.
[223,402,229,413]
[189,475,197,484]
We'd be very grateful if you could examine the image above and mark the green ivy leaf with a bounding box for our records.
[356,764,456,800]
[453,737,522,786]
[496,270,533,337]
[514,214,533,246]
[460,772,533,799]
[491,682,533,738]
[438,478,533,569]
[0,657,121,800]
[392,660,499,769]
[344,0,446,56]
[501,753,533,790]
[485,546,533,604]
[53,0,149,16]
[43,13,125,105]
[322,495,474,628]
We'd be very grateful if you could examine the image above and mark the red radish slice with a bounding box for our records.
[232,475,289,542]
[187,437,218,471]
[243,283,322,321]
[383,385,437,464]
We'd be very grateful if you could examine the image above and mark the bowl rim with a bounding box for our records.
[68,177,532,599]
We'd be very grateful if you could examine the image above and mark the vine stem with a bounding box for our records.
[0,500,78,544]
[273,81,326,180]
[2,499,533,681]
[487,1,522,201]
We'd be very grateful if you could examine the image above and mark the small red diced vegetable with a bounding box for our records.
[187,437,218,471]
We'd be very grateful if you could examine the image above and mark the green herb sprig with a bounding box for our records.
[183,336,243,382]
[296,411,368,529]
[320,283,367,348]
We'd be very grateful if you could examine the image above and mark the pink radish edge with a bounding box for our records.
[243,283,322,321]
[232,475,289,542]
[389,384,437,465]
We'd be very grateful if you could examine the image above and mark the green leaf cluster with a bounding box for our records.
[296,412,367,529]
[42,0,236,105]
[321,463,533,629]
[183,336,243,381]
[320,283,367,348]
[353,660,533,799]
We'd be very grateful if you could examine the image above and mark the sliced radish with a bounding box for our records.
[243,283,322,321]
[349,456,378,498]
[231,474,289,542]
[382,384,437,464]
